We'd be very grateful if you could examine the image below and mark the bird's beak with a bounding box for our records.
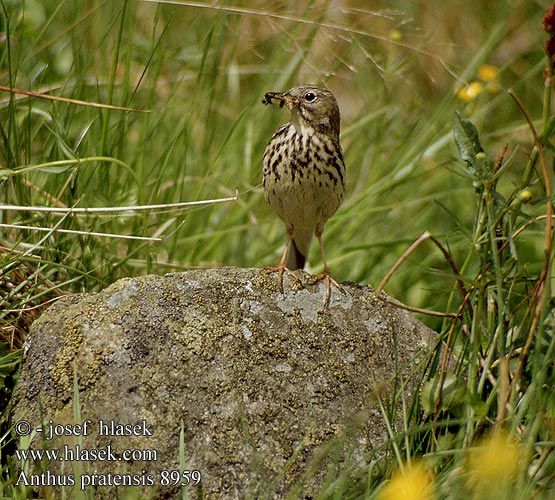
[263,92,295,110]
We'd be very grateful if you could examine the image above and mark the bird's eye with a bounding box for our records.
[304,92,317,102]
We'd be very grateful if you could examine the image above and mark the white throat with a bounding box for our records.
[291,108,315,136]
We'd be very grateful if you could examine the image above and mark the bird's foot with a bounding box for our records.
[311,270,345,308]
[264,264,303,294]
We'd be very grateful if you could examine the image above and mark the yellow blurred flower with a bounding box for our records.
[517,188,533,203]
[456,81,483,102]
[478,64,499,82]
[456,65,500,101]
[478,64,500,92]
[389,29,403,42]
[466,433,521,491]
[379,462,434,500]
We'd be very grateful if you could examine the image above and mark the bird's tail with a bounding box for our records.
[286,228,313,271]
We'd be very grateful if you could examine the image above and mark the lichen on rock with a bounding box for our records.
[10,267,435,499]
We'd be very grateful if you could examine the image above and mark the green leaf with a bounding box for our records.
[0,168,15,178]
[452,111,494,181]
[421,373,467,416]
[453,111,484,165]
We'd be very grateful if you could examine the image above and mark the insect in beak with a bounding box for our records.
[262,92,289,109]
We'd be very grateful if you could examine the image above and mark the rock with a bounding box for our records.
[10,267,435,499]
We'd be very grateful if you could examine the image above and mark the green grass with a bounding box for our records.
[1,0,555,498]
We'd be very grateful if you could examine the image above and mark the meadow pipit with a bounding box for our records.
[262,85,346,307]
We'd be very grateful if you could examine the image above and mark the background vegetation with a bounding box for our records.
[1,0,554,498]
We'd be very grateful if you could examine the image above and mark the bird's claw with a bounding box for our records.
[311,271,345,309]
[264,264,303,294]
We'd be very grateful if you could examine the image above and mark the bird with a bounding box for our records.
[262,84,346,307]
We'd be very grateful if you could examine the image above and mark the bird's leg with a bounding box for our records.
[313,232,345,308]
[265,229,303,293]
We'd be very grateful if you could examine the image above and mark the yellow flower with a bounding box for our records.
[478,64,500,92]
[456,81,483,102]
[379,462,434,500]
[456,65,500,101]
[517,188,533,203]
[477,64,499,82]
[389,29,403,42]
[466,433,521,492]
